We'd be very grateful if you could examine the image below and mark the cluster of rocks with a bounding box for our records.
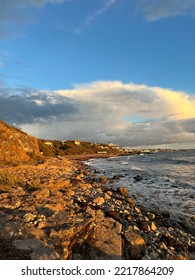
[0,157,194,260]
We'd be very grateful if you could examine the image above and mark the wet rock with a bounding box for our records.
[99,176,107,184]
[117,186,129,197]
[147,212,156,220]
[133,175,143,182]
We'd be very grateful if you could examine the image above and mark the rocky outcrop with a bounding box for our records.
[0,120,40,164]
[0,157,194,260]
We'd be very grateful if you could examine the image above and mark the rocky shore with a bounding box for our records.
[0,156,194,260]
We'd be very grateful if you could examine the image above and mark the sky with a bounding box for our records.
[0,0,195,148]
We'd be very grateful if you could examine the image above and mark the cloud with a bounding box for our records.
[137,0,195,21]
[1,81,195,146]
[0,0,68,39]
[0,86,78,126]
[75,0,117,33]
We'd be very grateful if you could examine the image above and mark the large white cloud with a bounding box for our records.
[1,81,194,146]
[137,0,195,21]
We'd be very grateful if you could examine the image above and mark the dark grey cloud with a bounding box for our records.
[0,86,78,126]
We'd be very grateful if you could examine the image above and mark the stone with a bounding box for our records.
[0,197,22,210]
[23,213,36,223]
[0,120,40,164]
[84,215,122,259]
[160,242,168,250]
[34,188,50,199]
[133,175,143,182]
[0,221,26,239]
[104,193,111,200]
[150,251,159,259]
[134,207,141,213]
[149,221,157,231]
[93,197,105,206]
[99,176,107,184]
[147,212,155,220]
[128,198,135,205]
[28,227,45,239]
[117,186,129,197]
[124,232,146,259]
[12,239,59,260]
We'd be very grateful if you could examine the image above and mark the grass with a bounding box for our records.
[0,171,16,192]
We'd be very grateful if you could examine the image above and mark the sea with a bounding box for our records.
[85,149,195,226]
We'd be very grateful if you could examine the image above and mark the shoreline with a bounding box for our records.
[63,153,125,161]
[0,156,194,260]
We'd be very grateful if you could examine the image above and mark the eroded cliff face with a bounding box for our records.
[0,120,40,164]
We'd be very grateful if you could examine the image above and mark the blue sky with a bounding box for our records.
[0,0,195,147]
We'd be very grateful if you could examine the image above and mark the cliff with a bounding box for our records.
[0,120,40,164]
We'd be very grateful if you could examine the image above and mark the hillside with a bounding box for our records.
[0,120,40,164]
[38,139,127,157]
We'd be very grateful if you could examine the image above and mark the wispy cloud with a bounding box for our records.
[75,0,117,33]
[1,81,195,146]
[0,0,68,39]
[137,0,195,21]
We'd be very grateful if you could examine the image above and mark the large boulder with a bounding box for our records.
[0,120,40,164]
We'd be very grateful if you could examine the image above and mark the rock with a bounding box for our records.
[123,232,146,259]
[93,197,105,206]
[133,175,143,182]
[134,207,141,213]
[150,251,159,259]
[0,120,40,164]
[84,213,122,259]
[12,239,59,260]
[34,188,50,199]
[112,175,120,180]
[104,193,111,200]
[149,221,157,231]
[65,189,75,197]
[128,198,135,205]
[23,213,36,223]
[160,242,168,250]
[117,186,129,197]
[28,227,45,239]
[147,212,156,220]
[0,197,22,210]
[99,176,107,184]
[0,221,27,239]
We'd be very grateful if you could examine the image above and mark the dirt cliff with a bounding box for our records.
[0,120,40,164]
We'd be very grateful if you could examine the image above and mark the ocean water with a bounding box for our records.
[85,150,195,226]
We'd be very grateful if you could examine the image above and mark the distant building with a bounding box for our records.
[74,140,80,145]
[108,142,120,148]
[44,141,53,147]
[98,151,107,154]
